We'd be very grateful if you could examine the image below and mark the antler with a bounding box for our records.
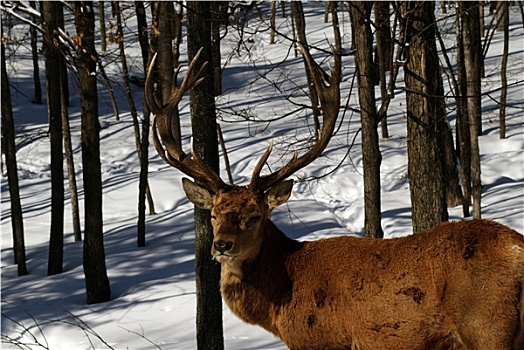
[147,48,228,194]
[249,43,342,192]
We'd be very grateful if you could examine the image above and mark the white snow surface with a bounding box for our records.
[1,3,523,349]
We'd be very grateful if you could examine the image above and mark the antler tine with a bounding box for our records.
[249,43,341,192]
[147,48,227,194]
[250,141,273,181]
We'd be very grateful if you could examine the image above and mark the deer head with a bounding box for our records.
[146,45,341,267]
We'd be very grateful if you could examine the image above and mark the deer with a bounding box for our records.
[146,46,524,350]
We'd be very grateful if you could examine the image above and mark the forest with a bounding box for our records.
[1,1,523,349]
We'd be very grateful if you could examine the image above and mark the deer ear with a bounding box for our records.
[266,180,293,212]
[182,178,214,210]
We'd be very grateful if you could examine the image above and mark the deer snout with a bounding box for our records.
[214,239,233,254]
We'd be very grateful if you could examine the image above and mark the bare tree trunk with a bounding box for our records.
[112,2,155,247]
[29,1,41,105]
[374,1,392,139]
[211,2,227,96]
[61,46,82,242]
[291,1,321,136]
[1,34,29,276]
[496,0,506,32]
[96,59,119,120]
[98,1,107,53]
[480,1,485,37]
[42,1,64,276]
[74,1,111,305]
[155,2,181,144]
[461,1,483,219]
[499,1,509,139]
[330,2,342,58]
[187,2,224,348]
[135,1,149,73]
[270,1,277,44]
[349,2,383,239]
[402,1,448,233]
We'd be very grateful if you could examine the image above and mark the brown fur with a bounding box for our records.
[183,179,524,350]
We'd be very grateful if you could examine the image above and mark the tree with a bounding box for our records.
[454,6,472,217]
[373,1,392,139]
[290,1,321,135]
[73,1,111,304]
[42,1,64,276]
[154,2,181,144]
[134,1,149,72]
[1,31,29,276]
[401,1,448,232]
[498,1,509,139]
[186,2,224,348]
[349,2,383,239]
[460,1,483,219]
[112,1,154,247]
[29,1,41,105]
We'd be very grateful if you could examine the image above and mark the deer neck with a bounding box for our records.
[219,219,302,335]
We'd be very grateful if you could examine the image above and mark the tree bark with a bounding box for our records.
[402,1,448,232]
[499,1,509,139]
[461,1,483,218]
[187,3,224,349]
[374,1,392,139]
[349,2,383,239]
[42,1,64,276]
[74,1,111,305]
[29,1,42,105]
[134,1,149,73]
[455,7,472,217]
[98,1,107,53]
[156,2,181,144]
[291,1,321,136]
[1,33,29,276]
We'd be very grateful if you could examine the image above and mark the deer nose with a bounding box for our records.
[214,240,233,254]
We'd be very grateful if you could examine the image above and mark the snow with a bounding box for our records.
[1,3,523,349]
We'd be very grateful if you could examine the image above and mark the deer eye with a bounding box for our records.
[211,215,217,221]
[247,215,261,226]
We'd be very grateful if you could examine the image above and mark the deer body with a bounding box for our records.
[147,47,524,349]
[192,183,524,350]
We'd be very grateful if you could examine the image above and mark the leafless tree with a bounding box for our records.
[1,30,28,276]
[73,0,111,304]
[349,1,383,239]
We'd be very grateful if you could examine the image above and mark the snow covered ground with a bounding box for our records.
[1,3,523,349]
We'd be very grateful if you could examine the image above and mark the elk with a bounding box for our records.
[146,47,524,350]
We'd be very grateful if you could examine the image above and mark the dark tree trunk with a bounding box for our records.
[455,7,472,217]
[349,2,383,239]
[461,1,483,218]
[211,2,227,96]
[499,1,509,139]
[402,1,448,233]
[98,1,107,53]
[1,34,29,276]
[73,1,111,305]
[461,1,483,135]
[42,1,64,276]
[61,45,82,242]
[29,1,42,105]
[155,2,181,144]
[135,1,150,73]
[374,1,392,139]
[112,1,154,247]
[439,119,464,208]
[187,3,224,349]
[291,1,321,135]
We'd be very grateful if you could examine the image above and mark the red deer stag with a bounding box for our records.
[146,47,524,350]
